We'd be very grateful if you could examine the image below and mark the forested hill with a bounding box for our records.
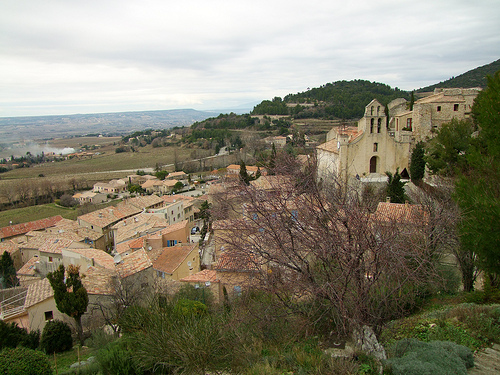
[417,58,500,92]
[252,80,410,119]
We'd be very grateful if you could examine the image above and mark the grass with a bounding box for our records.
[48,346,95,374]
[0,203,79,227]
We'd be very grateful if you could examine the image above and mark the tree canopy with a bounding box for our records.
[454,71,500,279]
[47,264,88,345]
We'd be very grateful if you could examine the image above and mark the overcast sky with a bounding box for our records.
[1,0,499,117]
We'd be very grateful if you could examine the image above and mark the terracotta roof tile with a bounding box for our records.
[0,216,63,240]
[78,206,141,229]
[116,249,152,278]
[25,278,53,308]
[180,269,218,283]
[65,248,115,270]
[152,244,197,275]
[82,267,116,295]
[373,202,429,224]
[0,240,19,256]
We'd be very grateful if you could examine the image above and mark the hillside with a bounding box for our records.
[417,58,500,92]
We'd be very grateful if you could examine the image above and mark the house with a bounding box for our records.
[213,249,259,299]
[316,88,481,182]
[226,164,266,178]
[263,135,288,148]
[152,243,199,281]
[78,205,142,252]
[93,179,127,194]
[180,269,219,301]
[62,248,115,272]
[0,216,64,242]
[111,213,170,250]
[72,191,107,205]
[146,199,185,225]
[141,178,180,195]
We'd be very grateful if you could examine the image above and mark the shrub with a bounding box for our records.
[97,339,142,375]
[0,346,52,375]
[0,320,39,350]
[385,339,473,375]
[40,320,73,354]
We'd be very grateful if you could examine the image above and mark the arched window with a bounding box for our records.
[370,156,377,173]
[370,118,374,133]
[371,106,374,115]
[377,106,380,114]
[377,118,382,133]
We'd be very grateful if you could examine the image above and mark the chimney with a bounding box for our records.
[386,197,391,203]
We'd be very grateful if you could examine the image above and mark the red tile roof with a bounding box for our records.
[116,249,152,278]
[0,216,63,240]
[180,269,218,283]
[152,244,197,275]
[25,278,53,308]
[373,202,429,224]
[82,267,116,295]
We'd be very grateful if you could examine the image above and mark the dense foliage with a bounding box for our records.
[454,71,500,279]
[0,320,39,350]
[47,265,88,346]
[40,320,73,354]
[282,80,409,119]
[418,58,500,92]
[385,339,473,375]
[0,252,19,288]
[0,346,52,375]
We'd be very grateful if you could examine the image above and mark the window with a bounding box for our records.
[377,106,380,114]
[437,106,441,112]
[377,118,382,133]
[370,118,374,133]
[48,256,53,263]
[373,143,378,152]
[454,104,459,111]
[370,106,374,115]
[406,118,412,130]
[44,311,53,321]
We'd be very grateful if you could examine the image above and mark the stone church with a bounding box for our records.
[316,88,480,183]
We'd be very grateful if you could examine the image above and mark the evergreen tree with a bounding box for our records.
[410,142,426,183]
[47,265,88,346]
[0,252,19,288]
[239,160,251,185]
[455,71,500,280]
[386,168,407,203]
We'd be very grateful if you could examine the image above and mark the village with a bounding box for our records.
[1,82,499,374]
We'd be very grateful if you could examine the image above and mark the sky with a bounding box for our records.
[1,0,499,117]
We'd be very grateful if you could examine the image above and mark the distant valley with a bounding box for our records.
[0,108,218,143]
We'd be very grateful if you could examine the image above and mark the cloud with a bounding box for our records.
[1,0,499,116]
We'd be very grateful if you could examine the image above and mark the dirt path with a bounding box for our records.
[469,344,500,374]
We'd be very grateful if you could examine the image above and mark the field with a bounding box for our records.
[0,204,79,227]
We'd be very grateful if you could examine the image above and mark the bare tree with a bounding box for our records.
[211,154,440,350]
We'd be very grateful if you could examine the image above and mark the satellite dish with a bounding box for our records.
[148,246,152,251]
[187,261,192,267]
[113,254,122,264]
[205,281,211,287]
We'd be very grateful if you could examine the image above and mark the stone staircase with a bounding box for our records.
[469,344,500,374]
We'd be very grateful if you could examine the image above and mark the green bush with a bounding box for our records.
[385,339,473,375]
[0,346,52,375]
[97,339,142,375]
[40,320,73,354]
[0,320,39,350]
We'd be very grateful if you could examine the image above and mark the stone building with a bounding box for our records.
[316,88,480,182]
